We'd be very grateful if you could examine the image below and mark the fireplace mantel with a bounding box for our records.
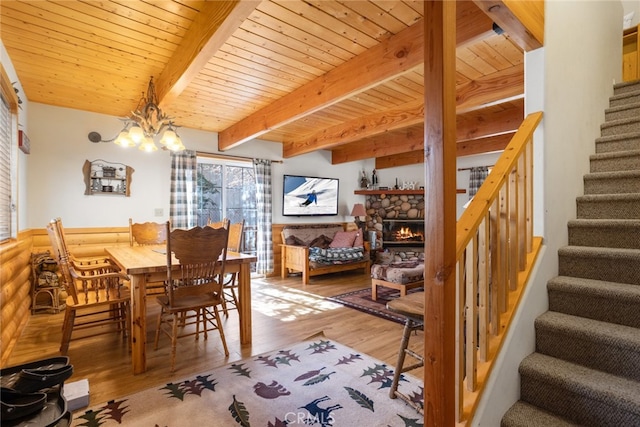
[354,189,466,195]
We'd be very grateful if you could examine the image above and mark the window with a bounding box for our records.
[0,65,19,243]
[0,93,14,242]
[196,157,257,257]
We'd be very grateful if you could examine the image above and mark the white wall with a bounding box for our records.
[472,1,623,425]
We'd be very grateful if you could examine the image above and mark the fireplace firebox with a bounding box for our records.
[382,219,424,247]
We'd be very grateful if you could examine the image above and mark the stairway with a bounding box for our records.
[501,80,640,426]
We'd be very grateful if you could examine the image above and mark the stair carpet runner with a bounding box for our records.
[501,79,640,426]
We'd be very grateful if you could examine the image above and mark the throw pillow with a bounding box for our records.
[329,230,357,248]
[309,234,332,249]
[285,235,306,246]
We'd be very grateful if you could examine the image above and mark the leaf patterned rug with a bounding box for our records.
[71,334,424,427]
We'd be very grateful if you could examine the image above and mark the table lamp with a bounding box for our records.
[350,203,367,230]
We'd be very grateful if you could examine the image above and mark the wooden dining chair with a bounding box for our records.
[206,218,230,230]
[50,217,118,269]
[154,222,230,372]
[220,219,245,316]
[129,218,167,246]
[129,218,167,295]
[47,221,131,355]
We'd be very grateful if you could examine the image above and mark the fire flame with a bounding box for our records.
[394,227,424,241]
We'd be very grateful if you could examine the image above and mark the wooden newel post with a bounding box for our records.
[423,1,457,425]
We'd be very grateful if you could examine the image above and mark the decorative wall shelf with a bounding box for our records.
[83,159,134,196]
[355,189,466,195]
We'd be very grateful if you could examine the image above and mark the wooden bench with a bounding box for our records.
[280,224,370,285]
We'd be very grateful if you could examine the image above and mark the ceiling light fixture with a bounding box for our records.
[87,77,185,152]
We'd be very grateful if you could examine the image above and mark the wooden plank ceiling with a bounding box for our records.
[0,0,540,168]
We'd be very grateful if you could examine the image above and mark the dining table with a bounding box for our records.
[105,245,257,374]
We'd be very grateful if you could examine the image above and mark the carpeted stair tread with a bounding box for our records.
[501,401,581,427]
[605,102,640,121]
[558,245,640,285]
[609,89,640,107]
[535,311,640,380]
[568,218,640,248]
[594,131,640,153]
[583,170,640,195]
[548,276,640,327]
[613,80,640,95]
[600,116,640,136]
[577,192,640,201]
[519,353,640,425]
[589,149,640,173]
[605,100,640,114]
[576,193,640,219]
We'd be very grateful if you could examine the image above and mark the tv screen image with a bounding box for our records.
[283,175,339,216]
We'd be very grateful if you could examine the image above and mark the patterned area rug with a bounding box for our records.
[71,334,424,427]
[326,287,424,324]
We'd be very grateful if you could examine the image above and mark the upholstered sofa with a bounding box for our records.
[280,224,370,285]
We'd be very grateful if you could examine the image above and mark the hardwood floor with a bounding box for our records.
[5,271,424,409]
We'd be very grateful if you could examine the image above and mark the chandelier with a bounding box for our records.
[88,77,185,152]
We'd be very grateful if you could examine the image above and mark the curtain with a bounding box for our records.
[170,150,198,229]
[253,158,273,275]
[468,166,489,200]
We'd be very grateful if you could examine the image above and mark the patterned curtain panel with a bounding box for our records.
[170,150,198,229]
[468,166,489,200]
[253,159,273,275]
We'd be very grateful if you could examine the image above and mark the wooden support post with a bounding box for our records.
[423,1,457,425]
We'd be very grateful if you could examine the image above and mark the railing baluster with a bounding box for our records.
[526,138,534,253]
[478,215,490,362]
[518,153,527,271]
[489,197,500,336]
[508,169,518,291]
[456,259,465,423]
[465,238,478,391]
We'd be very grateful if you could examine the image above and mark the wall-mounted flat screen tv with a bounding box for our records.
[282,174,339,216]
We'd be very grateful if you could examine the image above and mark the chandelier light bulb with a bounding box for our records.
[159,129,177,147]
[114,131,136,147]
[128,125,145,144]
[138,136,158,152]
[167,138,186,152]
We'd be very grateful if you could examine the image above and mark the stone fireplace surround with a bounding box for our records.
[360,192,425,261]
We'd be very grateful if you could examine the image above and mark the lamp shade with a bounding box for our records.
[350,203,366,217]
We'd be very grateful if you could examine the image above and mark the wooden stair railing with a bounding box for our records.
[454,111,543,424]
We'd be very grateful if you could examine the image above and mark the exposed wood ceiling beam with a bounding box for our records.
[472,0,543,51]
[330,99,522,164]
[373,132,514,169]
[456,132,514,156]
[456,1,497,47]
[331,126,424,164]
[156,1,260,107]
[455,63,524,112]
[456,98,523,140]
